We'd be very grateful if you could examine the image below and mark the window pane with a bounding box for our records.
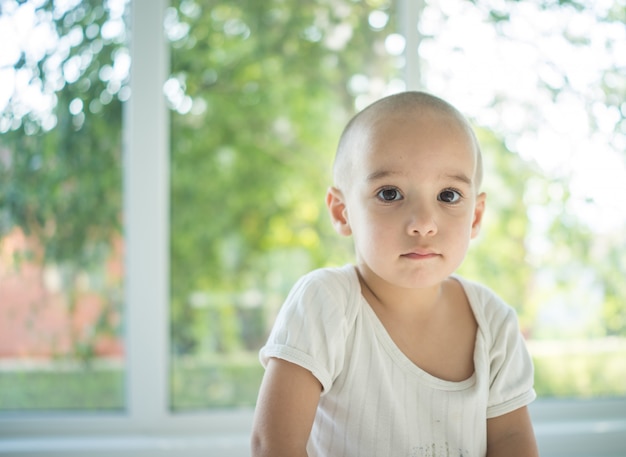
[0,0,127,411]
[168,0,401,410]
[169,0,626,411]
[420,0,626,398]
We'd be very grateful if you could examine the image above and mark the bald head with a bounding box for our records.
[333,91,483,192]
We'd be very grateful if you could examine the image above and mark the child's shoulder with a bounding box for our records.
[452,274,519,330]
[286,264,361,319]
[294,264,359,294]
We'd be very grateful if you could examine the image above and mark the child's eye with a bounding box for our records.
[377,188,402,201]
[438,189,462,203]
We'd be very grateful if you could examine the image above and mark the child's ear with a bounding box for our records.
[471,192,487,239]
[326,186,352,236]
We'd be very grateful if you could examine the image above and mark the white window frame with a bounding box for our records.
[0,0,624,455]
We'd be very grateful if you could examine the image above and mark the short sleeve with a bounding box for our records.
[259,268,356,394]
[486,305,536,418]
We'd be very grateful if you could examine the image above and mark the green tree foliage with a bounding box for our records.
[0,0,125,264]
[0,0,126,360]
[167,0,398,354]
[459,0,626,337]
[1,0,625,373]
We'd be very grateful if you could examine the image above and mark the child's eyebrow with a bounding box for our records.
[366,169,402,182]
[365,170,472,186]
[366,170,473,185]
[443,173,473,186]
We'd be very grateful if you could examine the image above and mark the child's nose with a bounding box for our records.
[406,202,438,236]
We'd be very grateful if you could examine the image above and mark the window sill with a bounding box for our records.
[0,434,251,457]
[530,398,626,457]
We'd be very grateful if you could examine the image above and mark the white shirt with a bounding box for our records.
[260,265,536,457]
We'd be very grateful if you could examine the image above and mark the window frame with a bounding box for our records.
[0,0,624,455]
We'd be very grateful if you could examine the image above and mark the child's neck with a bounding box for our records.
[356,267,446,319]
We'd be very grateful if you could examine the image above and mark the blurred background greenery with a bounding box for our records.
[0,0,625,411]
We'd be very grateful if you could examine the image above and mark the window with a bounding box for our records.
[167,0,626,409]
[166,0,401,410]
[0,0,624,456]
[0,0,127,412]
[414,0,626,400]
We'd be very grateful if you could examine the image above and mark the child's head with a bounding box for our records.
[333,91,483,193]
[326,91,486,289]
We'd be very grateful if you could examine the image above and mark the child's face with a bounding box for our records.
[331,110,485,290]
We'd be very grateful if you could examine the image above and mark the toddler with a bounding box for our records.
[251,91,538,457]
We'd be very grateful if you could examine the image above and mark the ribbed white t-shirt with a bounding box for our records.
[260,265,536,457]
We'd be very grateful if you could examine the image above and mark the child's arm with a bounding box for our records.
[251,357,323,457]
[486,406,539,457]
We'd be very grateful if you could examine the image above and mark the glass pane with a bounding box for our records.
[0,0,128,411]
[168,0,401,410]
[420,0,626,398]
